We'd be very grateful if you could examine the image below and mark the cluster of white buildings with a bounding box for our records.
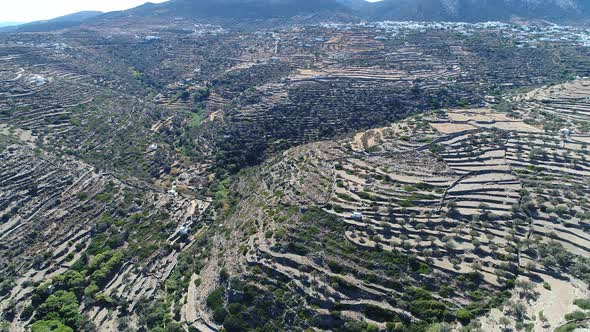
[321,20,590,48]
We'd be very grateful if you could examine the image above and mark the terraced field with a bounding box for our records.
[202,79,590,332]
[0,133,213,330]
[2,17,590,332]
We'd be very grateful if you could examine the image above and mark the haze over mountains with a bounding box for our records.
[0,11,103,33]
[116,0,590,22]
[366,0,590,22]
[3,0,590,33]
[0,22,23,28]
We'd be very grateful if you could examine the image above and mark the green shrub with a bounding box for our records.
[206,287,225,311]
[31,319,73,332]
[20,304,34,320]
[555,322,583,332]
[565,310,587,321]
[342,320,369,332]
[36,291,83,330]
[83,283,99,297]
[407,287,433,301]
[456,309,474,323]
[95,293,115,307]
[327,260,345,274]
[363,304,398,322]
[409,300,448,321]
[223,314,248,332]
[403,185,416,192]
[136,299,170,330]
[213,307,228,323]
[76,192,89,201]
[574,298,590,310]
[226,303,244,315]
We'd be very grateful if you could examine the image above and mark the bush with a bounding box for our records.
[84,283,99,297]
[220,268,230,281]
[407,287,433,301]
[213,307,228,323]
[574,298,590,310]
[136,299,170,330]
[31,319,73,332]
[456,309,474,323]
[410,300,448,321]
[363,304,398,322]
[342,320,369,332]
[0,278,15,296]
[565,310,587,321]
[226,303,244,315]
[206,287,225,311]
[20,305,34,320]
[223,314,248,332]
[95,293,115,307]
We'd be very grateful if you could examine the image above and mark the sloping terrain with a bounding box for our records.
[0,12,104,33]
[0,14,590,332]
[365,0,590,22]
[199,79,590,332]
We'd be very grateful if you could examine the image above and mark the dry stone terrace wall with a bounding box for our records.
[0,136,212,330]
[0,39,127,137]
[3,23,590,175]
[209,26,590,169]
[214,79,590,330]
[0,40,191,180]
[2,18,590,331]
[505,81,590,263]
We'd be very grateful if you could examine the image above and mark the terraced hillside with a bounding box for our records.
[0,130,213,329]
[196,79,590,332]
[5,21,590,172]
[211,25,590,168]
[2,17,590,332]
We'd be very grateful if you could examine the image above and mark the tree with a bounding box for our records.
[223,315,247,332]
[507,301,527,321]
[36,291,83,330]
[515,280,537,301]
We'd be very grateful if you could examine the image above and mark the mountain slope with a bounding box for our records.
[195,79,590,332]
[117,0,351,19]
[104,0,590,24]
[0,22,23,28]
[3,0,589,34]
[365,0,589,22]
[0,11,102,33]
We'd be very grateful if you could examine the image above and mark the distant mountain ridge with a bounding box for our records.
[2,0,590,34]
[0,11,102,33]
[115,0,351,19]
[119,0,590,23]
[364,0,590,22]
[0,22,23,28]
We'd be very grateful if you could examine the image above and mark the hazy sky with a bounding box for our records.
[0,0,169,23]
